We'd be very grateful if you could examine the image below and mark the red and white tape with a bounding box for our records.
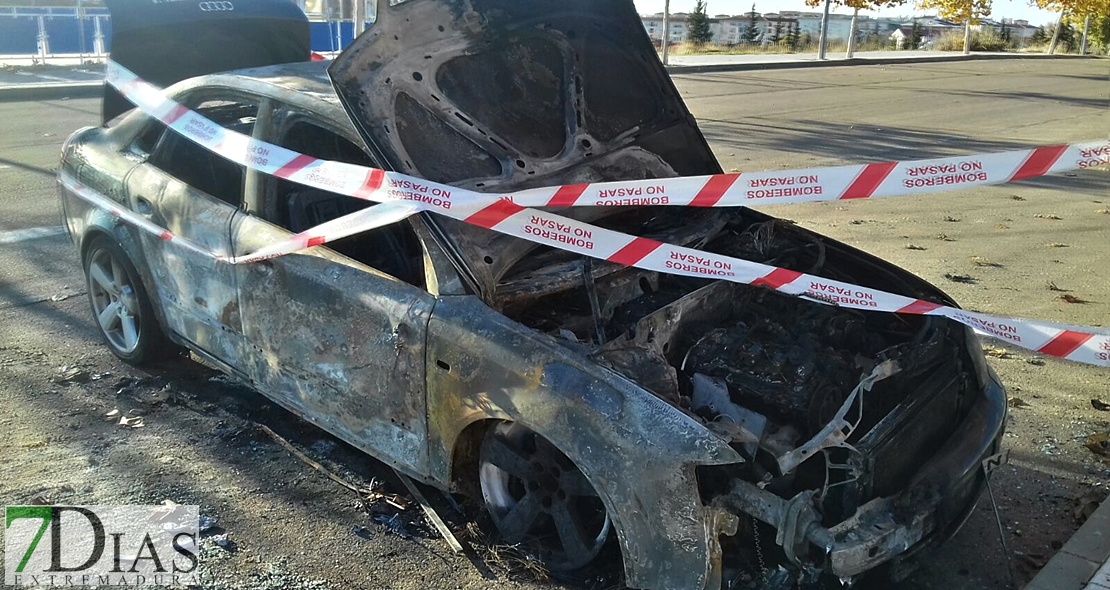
[498,142,1110,208]
[74,62,1110,367]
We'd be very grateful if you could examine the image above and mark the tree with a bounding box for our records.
[687,0,714,45]
[742,4,763,44]
[916,0,992,54]
[999,21,1012,43]
[1032,0,1110,54]
[786,21,801,50]
[1030,24,1050,43]
[806,0,908,58]
[909,18,924,48]
[1094,10,1110,52]
[770,20,784,43]
[1049,17,1077,50]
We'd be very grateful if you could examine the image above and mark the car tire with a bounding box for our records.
[478,422,612,573]
[83,235,175,365]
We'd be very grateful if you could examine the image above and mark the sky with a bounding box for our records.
[633,0,1062,25]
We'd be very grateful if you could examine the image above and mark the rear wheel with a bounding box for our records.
[83,236,172,365]
[479,422,611,572]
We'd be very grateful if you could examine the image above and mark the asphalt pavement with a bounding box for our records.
[0,58,1108,590]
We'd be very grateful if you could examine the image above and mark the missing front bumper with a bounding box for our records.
[710,368,1007,583]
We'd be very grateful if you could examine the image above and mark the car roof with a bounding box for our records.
[167,60,351,128]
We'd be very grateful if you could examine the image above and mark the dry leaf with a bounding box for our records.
[1047,243,1069,248]
[1034,214,1062,220]
[1091,399,1110,412]
[1059,294,1089,304]
[1008,397,1031,409]
[1074,490,1105,523]
[1047,282,1069,292]
[944,273,976,284]
[1010,195,1026,201]
[983,347,1014,359]
[1086,433,1110,458]
[118,416,145,428]
[970,256,1001,267]
[935,233,955,241]
[905,244,927,251]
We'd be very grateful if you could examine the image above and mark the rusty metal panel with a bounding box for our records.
[423,293,740,589]
[231,212,435,474]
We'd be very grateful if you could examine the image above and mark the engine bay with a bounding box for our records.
[496,206,974,539]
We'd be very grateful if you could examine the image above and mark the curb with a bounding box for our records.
[1023,491,1110,590]
[665,53,1100,74]
[0,54,1101,99]
[0,82,102,102]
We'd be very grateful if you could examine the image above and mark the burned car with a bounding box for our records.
[59,0,1006,588]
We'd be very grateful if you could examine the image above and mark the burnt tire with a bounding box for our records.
[83,235,174,365]
[478,422,612,574]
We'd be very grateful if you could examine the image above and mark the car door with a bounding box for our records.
[229,109,434,475]
[123,92,259,372]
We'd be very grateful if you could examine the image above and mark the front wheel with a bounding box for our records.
[479,422,611,572]
[83,236,172,365]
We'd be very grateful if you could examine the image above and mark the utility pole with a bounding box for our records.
[94,16,105,56]
[1047,10,1065,55]
[77,0,86,63]
[817,0,831,60]
[1079,13,1090,55]
[661,0,671,65]
[845,6,859,58]
[332,0,343,51]
[36,16,48,62]
[353,0,365,37]
[963,15,971,55]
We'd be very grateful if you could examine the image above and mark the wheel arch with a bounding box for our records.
[79,220,173,341]
[448,417,498,498]
[427,296,743,589]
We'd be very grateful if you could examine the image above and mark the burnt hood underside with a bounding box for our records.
[328,0,723,288]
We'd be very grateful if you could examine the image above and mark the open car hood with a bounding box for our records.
[104,0,310,123]
[328,0,722,287]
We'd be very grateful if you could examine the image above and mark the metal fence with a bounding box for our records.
[0,8,111,57]
[0,7,361,59]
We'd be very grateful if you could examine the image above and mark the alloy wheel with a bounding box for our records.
[86,246,142,355]
[479,422,611,572]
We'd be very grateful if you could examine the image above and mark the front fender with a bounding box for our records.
[426,294,740,590]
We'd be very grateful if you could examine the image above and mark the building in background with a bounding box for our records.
[642,10,906,45]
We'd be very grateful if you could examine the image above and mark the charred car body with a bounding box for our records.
[59,0,1007,588]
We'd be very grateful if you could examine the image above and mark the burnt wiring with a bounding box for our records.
[581,257,607,345]
[733,219,827,275]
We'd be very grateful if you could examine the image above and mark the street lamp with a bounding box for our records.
[662,0,671,65]
[817,0,831,60]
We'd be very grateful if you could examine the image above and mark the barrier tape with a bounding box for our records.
[69,62,1109,367]
[502,141,1110,209]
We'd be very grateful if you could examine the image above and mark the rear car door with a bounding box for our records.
[124,93,259,370]
[229,110,434,475]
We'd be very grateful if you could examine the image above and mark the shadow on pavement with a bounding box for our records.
[0,156,56,179]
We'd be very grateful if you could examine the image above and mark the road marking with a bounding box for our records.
[0,226,66,245]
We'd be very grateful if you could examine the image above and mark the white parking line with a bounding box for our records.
[0,226,66,245]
